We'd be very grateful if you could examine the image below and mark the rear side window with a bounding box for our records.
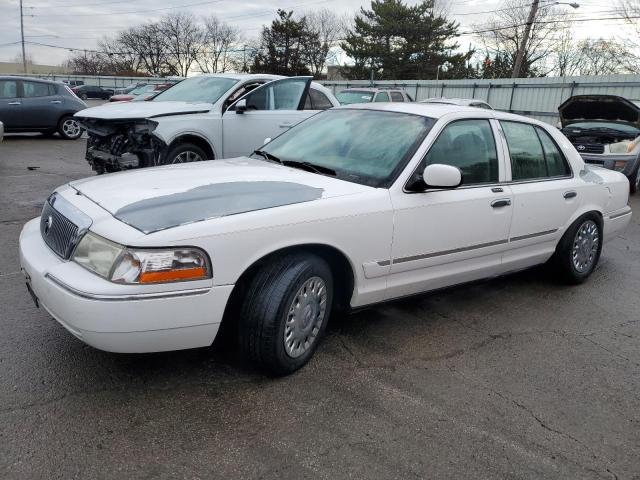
[304,89,334,110]
[374,92,389,102]
[501,121,571,180]
[536,127,571,177]
[0,80,18,98]
[390,92,404,102]
[23,81,51,97]
[423,119,499,185]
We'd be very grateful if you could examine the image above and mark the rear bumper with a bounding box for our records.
[580,153,640,178]
[19,218,233,353]
[603,206,633,242]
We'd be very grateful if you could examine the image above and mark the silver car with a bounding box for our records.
[0,76,87,139]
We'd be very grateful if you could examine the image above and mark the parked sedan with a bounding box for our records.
[336,87,413,104]
[75,74,339,173]
[72,85,113,100]
[421,97,493,110]
[109,83,172,103]
[20,104,631,375]
[0,76,87,139]
[559,95,640,193]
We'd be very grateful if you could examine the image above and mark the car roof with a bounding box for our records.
[193,73,284,81]
[338,87,405,93]
[334,102,545,125]
[0,75,58,84]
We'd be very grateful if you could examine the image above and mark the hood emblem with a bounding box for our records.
[44,215,53,235]
[577,145,586,151]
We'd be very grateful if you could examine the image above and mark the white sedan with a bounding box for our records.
[20,103,632,375]
[74,74,339,173]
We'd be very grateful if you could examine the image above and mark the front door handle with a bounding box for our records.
[563,190,577,199]
[50,100,62,104]
[8,101,21,105]
[491,198,511,208]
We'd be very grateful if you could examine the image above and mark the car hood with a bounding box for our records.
[74,100,212,120]
[70,158,371,234]
[558,95,640,129]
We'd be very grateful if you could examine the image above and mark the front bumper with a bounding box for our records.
[580,153,640,178]
[19,218,233,353]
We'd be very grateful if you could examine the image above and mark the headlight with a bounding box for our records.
[72,232,211,284]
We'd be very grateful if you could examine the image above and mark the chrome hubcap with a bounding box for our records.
[284,276,327,358]
[62,119,81,138]
[572,220,599,273]
[172,151,203,163]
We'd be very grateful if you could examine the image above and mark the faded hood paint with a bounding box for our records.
[74,101,212,121]
[70,158,371,233]
[558,95,640,129]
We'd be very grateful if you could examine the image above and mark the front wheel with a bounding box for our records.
[161,142,207,166]
[238,254,333,376]
[551,213,603,284]
[58,116,83,140]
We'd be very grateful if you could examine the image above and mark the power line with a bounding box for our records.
[31,0,227,17]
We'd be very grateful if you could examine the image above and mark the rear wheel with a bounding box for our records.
[161,142,208,165]
[238,253,333,376]
[57,116,83,140]
[80,93,88,100]
[551,213,602,284]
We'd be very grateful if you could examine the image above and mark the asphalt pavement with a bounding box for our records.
[1,134,639,479]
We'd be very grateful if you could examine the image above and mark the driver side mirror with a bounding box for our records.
[422,164,462,189]
[235,98,247,114]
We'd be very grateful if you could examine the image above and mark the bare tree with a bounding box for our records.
[196,16,241,73]
[576,39,636,76]
[475,0,569,77]
[160,12,204,76]
[117,23,170,76]
[551,24,582,77]
[303,9,349,77]
[617,0,640,73]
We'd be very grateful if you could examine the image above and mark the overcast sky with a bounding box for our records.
[0,0,632,67]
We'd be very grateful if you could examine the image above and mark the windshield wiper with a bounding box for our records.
[253,149,283,164]
[282,160,336,176]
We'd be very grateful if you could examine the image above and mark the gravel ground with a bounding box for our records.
[1,134,639,479]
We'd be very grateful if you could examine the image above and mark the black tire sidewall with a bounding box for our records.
[162,143,208,165]
[556,213,603,284]
[270,258,333,374]
[58,116,82,140]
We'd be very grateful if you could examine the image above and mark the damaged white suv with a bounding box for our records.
[75,74,338,173]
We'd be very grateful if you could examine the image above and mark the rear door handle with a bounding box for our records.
[491,198,511,208]
[563,190,577,199]
[8,101,21,105]
[50,100,62,104]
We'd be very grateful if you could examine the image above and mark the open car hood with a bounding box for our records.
[69,158,369,234]
[558,95,640,129]
[74,101,212,121]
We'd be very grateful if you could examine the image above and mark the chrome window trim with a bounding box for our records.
[45,273,210,302]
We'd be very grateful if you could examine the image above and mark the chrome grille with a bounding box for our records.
[575,144,605,154]
[40,193,92,259]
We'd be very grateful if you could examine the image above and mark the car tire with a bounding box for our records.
[162,142,208,165]
[57,116,83,140]
[80,93,88,100]
[630,165,640,195]
[551,212,603,285]
[238,253,333,376]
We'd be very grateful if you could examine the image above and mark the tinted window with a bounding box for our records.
[254,110,435,187]
[501,121,547,180]
[424,119,499,185]
[241,78,307,111]
[374,92,389,102]
[390,92,404,102]
[536,127,571,177]
[23,81,51,97]
[308,89,333,110]
[0,80,18,98]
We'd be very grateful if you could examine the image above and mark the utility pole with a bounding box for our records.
[19,0,27,73]
[511,0,539,78]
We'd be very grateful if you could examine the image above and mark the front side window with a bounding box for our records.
[374,92,389,102]
[423,119,499,185]
[240,78,307,111]
[23,82,51,97]
[254,109,435,187]
[390,92,404,102]
[152,76,239,103]
[0,80,18,98]
[502,121,570,180]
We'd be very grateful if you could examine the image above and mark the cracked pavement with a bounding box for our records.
[1,134,639,479]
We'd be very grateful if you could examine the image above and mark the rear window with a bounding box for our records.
[23,81,52,97]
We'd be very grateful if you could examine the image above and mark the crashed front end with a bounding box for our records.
[78,118,166,173]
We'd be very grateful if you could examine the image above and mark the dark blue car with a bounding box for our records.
[0,76,88,139]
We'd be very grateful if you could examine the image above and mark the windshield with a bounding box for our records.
[253,109,435,187]
[336,91,374,105]
[564,121,640,135]
[152,76,238,103]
